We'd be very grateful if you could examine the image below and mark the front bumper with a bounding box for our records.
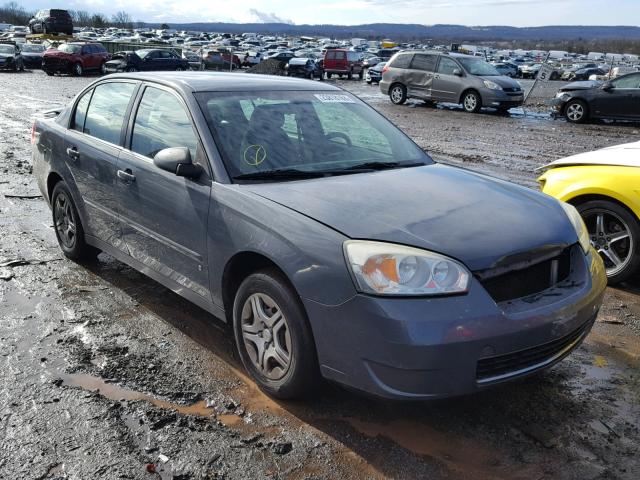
[304,248,606,400]
[481,89,524,108]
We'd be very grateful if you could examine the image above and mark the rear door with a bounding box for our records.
[406,53,437,99]
[432,56,463,102]
[64,81,138,250]
[116,84,212,300]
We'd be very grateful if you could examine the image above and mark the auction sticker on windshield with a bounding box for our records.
[314,94,356,103]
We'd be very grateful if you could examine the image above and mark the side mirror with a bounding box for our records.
[601,82,613,91]
[452,68,463,77]
[153,147,202,179]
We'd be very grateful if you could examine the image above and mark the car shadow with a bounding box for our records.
[82,253,627,479]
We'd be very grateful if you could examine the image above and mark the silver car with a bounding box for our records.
[380,51,524,113]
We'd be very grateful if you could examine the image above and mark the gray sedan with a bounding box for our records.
[32,72,606,400]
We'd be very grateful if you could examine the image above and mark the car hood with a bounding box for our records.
[540,140,640,170]
[244,164,577,272]
[480,75,522,89]
[0,53,14,59]
[559,80,601,91]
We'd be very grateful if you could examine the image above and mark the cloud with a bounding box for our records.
[248,9,294,24]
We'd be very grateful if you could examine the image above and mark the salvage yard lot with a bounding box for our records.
[1,70,640,480]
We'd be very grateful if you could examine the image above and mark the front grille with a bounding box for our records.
[503,87,522,93]
[476,318,593,383]
[43,57,68,69]
[479,247,572,303]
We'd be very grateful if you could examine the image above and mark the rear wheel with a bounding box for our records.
[233,270,319,399]
[389,83,407,105]
[577,200,640,284]
[51,182,100,262]
[564,99,588,123]
[462,90,482,113]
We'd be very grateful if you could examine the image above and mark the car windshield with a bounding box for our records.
[458,57,501,76]
[21,44,44,52]
[58,44,81,54]
[196,90,432,180]
[0,44,15,54]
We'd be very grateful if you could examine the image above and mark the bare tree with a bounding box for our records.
[111,11,133,30]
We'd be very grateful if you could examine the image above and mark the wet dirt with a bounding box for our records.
[1,71,639,479]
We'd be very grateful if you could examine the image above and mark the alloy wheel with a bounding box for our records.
[240,293,292,380]
[54,192,77,249]
[390,86,403,103]
[464,93,477,111]
[584,209,633,277]
[566,103,584,122]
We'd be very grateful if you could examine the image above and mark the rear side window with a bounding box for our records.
[131,87,199,160]
[389,53,413,69]
[410,54,436,72]
[72,89,92,132]
[83,82,136,145]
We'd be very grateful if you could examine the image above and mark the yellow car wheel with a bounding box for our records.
[577,199,640,284]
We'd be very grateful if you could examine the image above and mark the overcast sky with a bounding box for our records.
[19,0,640,25]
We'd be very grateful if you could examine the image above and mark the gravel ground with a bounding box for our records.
[1,70,639,480]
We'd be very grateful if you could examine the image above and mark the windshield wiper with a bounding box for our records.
[233,168,325,181]
[340,161,426,171]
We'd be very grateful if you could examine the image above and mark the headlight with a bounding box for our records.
[344,241,470,296]
[560,202,591,253]
[483,80,502,90]
[555,92,571,101]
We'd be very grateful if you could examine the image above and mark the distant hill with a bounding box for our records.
[145,23,640,42]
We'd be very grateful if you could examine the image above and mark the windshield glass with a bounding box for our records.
[0,44,15,54]
[196,90,432,180]
[58,44,81,54]
[21,44,45,52]
[457,57,500,76]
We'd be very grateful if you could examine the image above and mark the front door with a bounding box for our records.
[64,81,138,250]
[591,73,640,118]
[432,56,463,103]
[406,54,436,99]
[116,85,212,300]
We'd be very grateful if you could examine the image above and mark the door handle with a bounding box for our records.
[66,147,80,161]
[117,169,136,183]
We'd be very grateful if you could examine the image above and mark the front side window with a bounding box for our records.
[72,89,92,132]
[457,57,500,76]
[612,74,640,89]
[131,87,199,160]
[437,57,460,75]
[196,90,432,179]
[83,82,136,144]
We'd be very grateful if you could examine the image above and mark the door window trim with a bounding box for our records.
[124,82,213,179]
[67,79,141,149]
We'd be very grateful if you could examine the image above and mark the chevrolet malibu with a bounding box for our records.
[32,73,606,400]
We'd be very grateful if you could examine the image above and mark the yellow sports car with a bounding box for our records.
[538,140,640,284]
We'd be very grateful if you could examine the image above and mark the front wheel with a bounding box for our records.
[462,91,482,113]
[326,72,332,79]
[73,63,83,76]
[51,182,100,262]
[233,270,319,399]
[564,99,588,123]
[577,200,640,284]
[100,62,106,75]
[389,83,407,105]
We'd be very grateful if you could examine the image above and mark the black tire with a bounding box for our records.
[51,182,100,262]
[73,63,83,77]
[347,69,353,80]
[126,66,138,72]
[326,72,332,79]
[358,69,364,80]
[462,90,482,113]
[564,99,588,124]
[232,269,320,399]
[366,79,372,84]
[45,70,54,76]
[389,83,407,105]
[100,62,106,75]
[577,200,640,284]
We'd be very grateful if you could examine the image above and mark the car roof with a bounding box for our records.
[103,72,343,93]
